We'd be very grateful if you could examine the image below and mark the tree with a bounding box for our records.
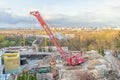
[114,32,120,49]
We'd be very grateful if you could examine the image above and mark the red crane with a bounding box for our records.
[30,11,85,65]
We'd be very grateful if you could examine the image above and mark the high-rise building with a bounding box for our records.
[4,51,20,74]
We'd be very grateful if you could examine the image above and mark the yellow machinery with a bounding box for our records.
[44,31,47,47]
[4,51,20,73]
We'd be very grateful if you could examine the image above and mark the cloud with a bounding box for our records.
[0,2,120,29]
[0,10,38,29]
[0,10,30,24]
[45,3,120,27]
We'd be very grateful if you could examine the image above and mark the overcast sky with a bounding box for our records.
[0,0,120,29]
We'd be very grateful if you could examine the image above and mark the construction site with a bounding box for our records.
[0,11,119,80]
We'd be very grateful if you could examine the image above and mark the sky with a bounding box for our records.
[0,0,120,29]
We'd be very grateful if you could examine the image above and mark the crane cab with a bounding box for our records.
[67,55,85,66]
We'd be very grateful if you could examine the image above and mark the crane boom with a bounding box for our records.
[30,11,67,60]
[30,11,85,65]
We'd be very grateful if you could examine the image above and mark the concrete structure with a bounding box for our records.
[4,51,20,74]
[0,51,4,80]
[49,46,68,52]
[20,52,51,59]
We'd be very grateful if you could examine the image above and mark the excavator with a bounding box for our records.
[30,11,85,66]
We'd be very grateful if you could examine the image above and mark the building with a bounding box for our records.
[4,51,20,74]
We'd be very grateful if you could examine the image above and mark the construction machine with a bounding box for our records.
[30,11,85,65]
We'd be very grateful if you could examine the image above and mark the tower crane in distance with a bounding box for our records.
[30,11,85,66]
